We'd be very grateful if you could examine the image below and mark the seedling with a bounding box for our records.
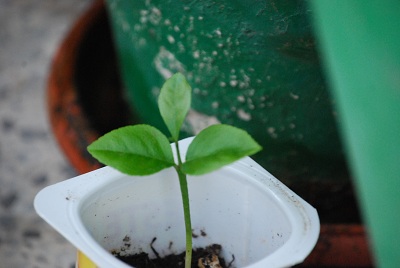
[87,73,262,268]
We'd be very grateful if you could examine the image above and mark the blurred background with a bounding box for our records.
[0,1,90,267]
[1,0,399,267]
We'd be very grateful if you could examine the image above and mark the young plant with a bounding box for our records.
[87,73,262,268]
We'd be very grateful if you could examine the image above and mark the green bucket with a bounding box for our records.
[105,0,346,182]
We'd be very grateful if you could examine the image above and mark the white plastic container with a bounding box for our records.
[34,137,319,267]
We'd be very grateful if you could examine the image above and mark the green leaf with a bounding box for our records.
[182,124,262,175]
[87,125,175,175]
[158,73,192,141]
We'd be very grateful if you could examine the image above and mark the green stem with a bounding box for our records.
[174,142,192,268]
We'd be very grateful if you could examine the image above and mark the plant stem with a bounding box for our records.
[174,141,192,268]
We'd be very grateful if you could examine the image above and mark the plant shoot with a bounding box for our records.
[87,73,262,268]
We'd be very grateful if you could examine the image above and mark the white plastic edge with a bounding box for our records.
[34,137,319,267]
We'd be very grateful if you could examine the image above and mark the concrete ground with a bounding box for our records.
[0,1,92,267]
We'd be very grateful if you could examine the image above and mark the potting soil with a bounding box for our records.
[115,242,233,268]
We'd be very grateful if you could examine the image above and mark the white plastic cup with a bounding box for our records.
[34,137,319,267]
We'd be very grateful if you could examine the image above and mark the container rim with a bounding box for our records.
[34,137,319,267]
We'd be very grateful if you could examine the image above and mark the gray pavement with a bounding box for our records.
[0,1,92,267]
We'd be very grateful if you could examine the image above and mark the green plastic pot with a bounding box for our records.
[310,1,400,266]
[105,0,345,182]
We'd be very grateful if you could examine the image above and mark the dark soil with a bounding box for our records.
[115,241,233,268]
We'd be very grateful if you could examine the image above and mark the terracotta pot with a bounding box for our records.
[301,224,374,267]
[47,0,134,174]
